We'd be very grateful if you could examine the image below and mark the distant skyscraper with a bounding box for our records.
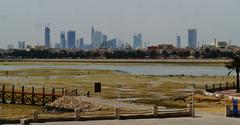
[91,26,105,49]
[176,36,181,48]
[76,38,84,49]
[91,26,95,48]
[18,41,25,50]
[60,31,66,48]
[67,31,76,49]
[101,41,108,48]
[95,31,103,47]
[80,38,84,49]
[76,39,80,48]
[133,33,143,49]
[45,26,51,48]
[101,34,108,48]
[102,34,108,42]
[108,38,117,49]
[188,29,197,48]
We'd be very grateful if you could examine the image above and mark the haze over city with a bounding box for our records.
[2,1,240,124]
[0,0,240,48]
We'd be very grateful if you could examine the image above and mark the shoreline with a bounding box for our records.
[0,59,230,64]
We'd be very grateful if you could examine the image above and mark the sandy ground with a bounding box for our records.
[76,96,157,110]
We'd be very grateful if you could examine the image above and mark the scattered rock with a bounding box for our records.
[44,96,102,112]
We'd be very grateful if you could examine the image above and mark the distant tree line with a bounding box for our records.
[0,48,238,59]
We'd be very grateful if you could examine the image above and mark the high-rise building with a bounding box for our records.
[188,29,197,48]
[67,31,76,49]
[60,31,66,48]
[102,34,108,42]
[91,26,96,48]
[76,39,80,48]
[176,36,181,48]
[133,35,137,48]
[80,38,84,49]
[91,26,105,49]
[76,38,84,49]
[101,41,108,48]
[95,31,103,47]
[45,26,51,48]
[101,34,108,48]
[133,33,143,49]
[18,41,25,50]
[91,26,95,48]
[108,39,117,49]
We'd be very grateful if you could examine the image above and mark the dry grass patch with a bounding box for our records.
[0,104,42,120]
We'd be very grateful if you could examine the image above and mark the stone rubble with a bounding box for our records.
[44,96,102,112]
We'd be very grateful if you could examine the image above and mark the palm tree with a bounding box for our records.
[225,55,240,92]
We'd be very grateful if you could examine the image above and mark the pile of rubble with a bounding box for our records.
[44,96,102,112]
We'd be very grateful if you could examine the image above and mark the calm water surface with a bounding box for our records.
[0,64,229,76]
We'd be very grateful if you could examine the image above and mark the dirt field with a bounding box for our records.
[0,61,235,120]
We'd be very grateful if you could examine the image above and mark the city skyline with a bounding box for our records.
[1,0,240,48]
[4,26,238,50]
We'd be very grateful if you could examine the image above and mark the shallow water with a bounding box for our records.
[0,64,229,76]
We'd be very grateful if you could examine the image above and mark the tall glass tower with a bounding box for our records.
[60,31,66,48]
[188,29,197,48]
[176,35,181,48]
[91,26,95,48]
[133,33,142,49]
[45,27,50,48]
[67,31,76,49]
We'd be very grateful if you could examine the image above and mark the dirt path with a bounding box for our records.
[79,96,160,110]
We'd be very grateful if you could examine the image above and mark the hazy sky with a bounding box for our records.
[0,0,240,48]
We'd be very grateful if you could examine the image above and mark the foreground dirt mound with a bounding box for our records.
[44,96,102,112]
